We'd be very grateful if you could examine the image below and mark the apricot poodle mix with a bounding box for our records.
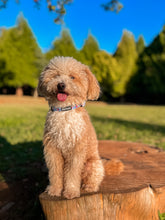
[38,56,104,199]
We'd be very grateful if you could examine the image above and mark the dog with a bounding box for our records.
[37,56,104,199]
[38,56,123,199]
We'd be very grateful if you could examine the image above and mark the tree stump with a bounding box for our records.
[39,140,165,220]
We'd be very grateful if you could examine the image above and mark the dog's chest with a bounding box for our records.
[47,110,85,150]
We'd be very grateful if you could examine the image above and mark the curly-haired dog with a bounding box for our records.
[38,56,123,199]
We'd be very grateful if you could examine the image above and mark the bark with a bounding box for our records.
[16,87,23,96]
[39,140,165,220]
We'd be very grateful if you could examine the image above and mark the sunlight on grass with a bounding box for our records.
[0,96,165,186]
[86,102,165,149]
[0,103,48,144]
[0,98,165,149]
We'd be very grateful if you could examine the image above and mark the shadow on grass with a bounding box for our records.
[0,136,47,220]
[91,115,165,134]
[1,116,164,219]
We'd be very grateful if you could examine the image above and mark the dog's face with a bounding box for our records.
[38,57,100,106]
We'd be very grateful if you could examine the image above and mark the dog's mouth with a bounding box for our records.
[57,92,68,102]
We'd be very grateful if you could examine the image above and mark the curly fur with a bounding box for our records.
[38,56,104,199]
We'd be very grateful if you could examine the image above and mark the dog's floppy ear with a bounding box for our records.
[37,66,49,97]
[85,66,100,100]
[37,73,44,97]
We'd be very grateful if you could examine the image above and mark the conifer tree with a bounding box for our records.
[127,26,165,103]
[113,31,138,97]
[79,34,100,66]
[0,14,43,95]
[92,50,119,100]
[0,57,13,88]
[46,29,78,61]
[136,35,145,55]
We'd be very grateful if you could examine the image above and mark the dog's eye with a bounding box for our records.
[70,76,75,80]
[55,74,60,78]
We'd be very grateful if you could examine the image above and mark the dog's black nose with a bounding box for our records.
[57,82,65,91]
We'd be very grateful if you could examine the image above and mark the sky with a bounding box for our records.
[0,0,165,54]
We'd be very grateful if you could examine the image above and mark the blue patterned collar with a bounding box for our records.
[50,102,86,112]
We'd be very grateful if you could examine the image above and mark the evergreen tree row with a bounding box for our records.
[0,15,45,95]
[0,15,165,103]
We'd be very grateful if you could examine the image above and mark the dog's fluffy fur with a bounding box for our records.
[38,56,104,199]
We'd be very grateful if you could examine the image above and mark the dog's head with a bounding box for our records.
[37,56,100,106]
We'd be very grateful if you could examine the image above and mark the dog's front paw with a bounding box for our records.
[63,188,80,199]
[46,185,62,197]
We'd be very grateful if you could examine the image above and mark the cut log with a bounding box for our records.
[39,140,165,220]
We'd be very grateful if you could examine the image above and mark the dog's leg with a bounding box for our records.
[82,157,104,192]
[63,147,86,199]
[44,144,64,197]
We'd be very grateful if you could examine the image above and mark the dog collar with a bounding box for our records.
[50,102,86,112]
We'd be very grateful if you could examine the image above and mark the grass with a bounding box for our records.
[0,96,48,180]
[0,96,165,179]
[0,97,165,148]
[0,97,165,177]
[87,102,165,149]
[0,96,165,218]
[159,210,165,220]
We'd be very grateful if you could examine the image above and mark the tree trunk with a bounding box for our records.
[16,87,23,96]
[39,140,165,220]
[33,88,38,97]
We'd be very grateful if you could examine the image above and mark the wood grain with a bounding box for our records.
[39,140,165,220]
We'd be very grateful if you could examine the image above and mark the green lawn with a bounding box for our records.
[87,102,165,149]
[0,97,165,180]
[0,97,48,181]
[0,99,165,148]
[0,96,165,219]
